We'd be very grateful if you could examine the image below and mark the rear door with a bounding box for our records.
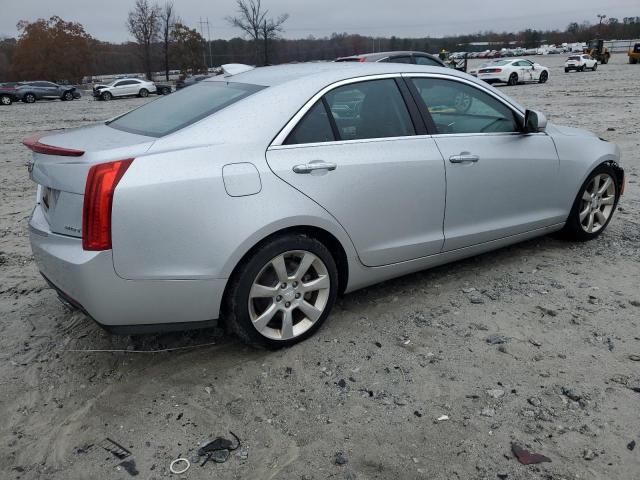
[407,75,563,251]
[266,76,446,266]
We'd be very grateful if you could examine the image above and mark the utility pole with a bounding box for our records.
[199,17,212,70]
[597,14,606,36]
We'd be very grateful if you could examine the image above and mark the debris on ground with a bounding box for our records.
[583,448,598,461]
[511,443,552,465]
[99,438,132,460]
[486,334,509,345]
[335,452,349,465]
[436,414,450,422]
[198,431,241,466]
[118,459,139,476]
[627,440,636,451]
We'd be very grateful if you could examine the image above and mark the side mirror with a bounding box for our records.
[524,109,547,133]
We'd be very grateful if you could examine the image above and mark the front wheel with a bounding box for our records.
[101,91,112,101]
[564,67,570,73]
[538,71,548,83]
[138,88,149,98]
[224,234,338,348]
[561,165,619,241]
[592,63,598,71]
[62,91,74,101]
[507,73,518,86]
[23,93,36,103]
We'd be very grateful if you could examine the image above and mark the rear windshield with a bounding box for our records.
[108,81,266,137]
[568,56,580,60]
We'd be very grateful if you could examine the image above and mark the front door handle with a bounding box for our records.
[292,161,337,174]
[449,154,480,164]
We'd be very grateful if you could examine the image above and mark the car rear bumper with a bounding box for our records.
[477,74,507,83]
[29,204,225,333]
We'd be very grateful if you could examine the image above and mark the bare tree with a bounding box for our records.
[127,0,161,79]
[160,2,176,80]
[226,0,288,65]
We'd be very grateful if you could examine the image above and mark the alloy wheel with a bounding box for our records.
[0,96,10,105]
[248,250,331,341]
[579,173,616,233]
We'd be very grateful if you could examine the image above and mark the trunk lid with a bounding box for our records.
[27,123,155,238]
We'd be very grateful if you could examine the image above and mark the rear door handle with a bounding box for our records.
[449,154,480,163]
[292,161,337,174]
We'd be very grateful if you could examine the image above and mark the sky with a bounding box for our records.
[0,0,637,42]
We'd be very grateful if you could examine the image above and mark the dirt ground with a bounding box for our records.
[1,54,639,480]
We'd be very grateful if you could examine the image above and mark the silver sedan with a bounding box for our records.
[26,62,624,348]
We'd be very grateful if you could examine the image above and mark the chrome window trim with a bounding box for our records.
[270,73,406,147]
[270,72,529,148]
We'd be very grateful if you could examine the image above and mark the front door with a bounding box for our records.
[408,76,564,251]
[267,77,446,266]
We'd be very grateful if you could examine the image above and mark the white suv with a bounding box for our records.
[93,78,157,100]
[564,55,597,72]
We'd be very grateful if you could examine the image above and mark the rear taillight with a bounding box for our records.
[82,159,133,251]
[359,57,366,63]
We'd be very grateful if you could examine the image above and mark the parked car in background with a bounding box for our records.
[93,78,157,100]
[0,83,20,105]
[565,54,598,72]
[24,62,623,348]
[476,58,549,85]
[15,81,81,103]
[335,51,446,67]
[155,83,172,95]
[176,74,214,90]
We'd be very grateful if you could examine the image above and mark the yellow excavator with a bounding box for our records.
[628,43,640,64]
[584,39,610,64]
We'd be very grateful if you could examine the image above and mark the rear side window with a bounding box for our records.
[414,56,441,66]
[325,79,415,140]
[284,101,335,145]
[382,56,412,64]
[109,81,265,137]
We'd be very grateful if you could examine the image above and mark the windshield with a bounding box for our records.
[108,81,266,137]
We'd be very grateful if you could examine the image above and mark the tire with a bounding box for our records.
[561,164,620,242]
[579,65,585,72]
[453,91,472,112]
[564,67,570,73]
[161,86,171,95]
[507,73,518,86]
[592,63,598,71]
[62,91,74,101]
[101,91,112,101]
[23,93,36,103]
[0,95,12,106]
[538,71,548,83]
[224,234,339,349]
[138,88,149,98]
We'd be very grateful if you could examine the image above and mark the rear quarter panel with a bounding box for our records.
[111,143,358,280]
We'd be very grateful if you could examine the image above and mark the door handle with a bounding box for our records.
[292,162,337,174]
[449,154,479,163]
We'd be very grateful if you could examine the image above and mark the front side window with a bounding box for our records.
[411,78,519,134]
[109,81,265,137]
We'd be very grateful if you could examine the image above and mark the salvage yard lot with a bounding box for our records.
[1,55,639,479]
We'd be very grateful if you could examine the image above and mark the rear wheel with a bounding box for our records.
[507,73,518,86]
[224,234,338,348]
[101,91,112,101]
[561,165,619,241]
[138,88,149,98]
[0,95,12,106]
[538,71,548,83]
[23,93,36,103]
[592,63,598,71]
[579,65,585,72]
[62,91,74,101]
[564,67,570,73]
[160,86,171,95]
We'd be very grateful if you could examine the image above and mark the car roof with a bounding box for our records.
[208,61,456,88]
[337,51,438,61]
